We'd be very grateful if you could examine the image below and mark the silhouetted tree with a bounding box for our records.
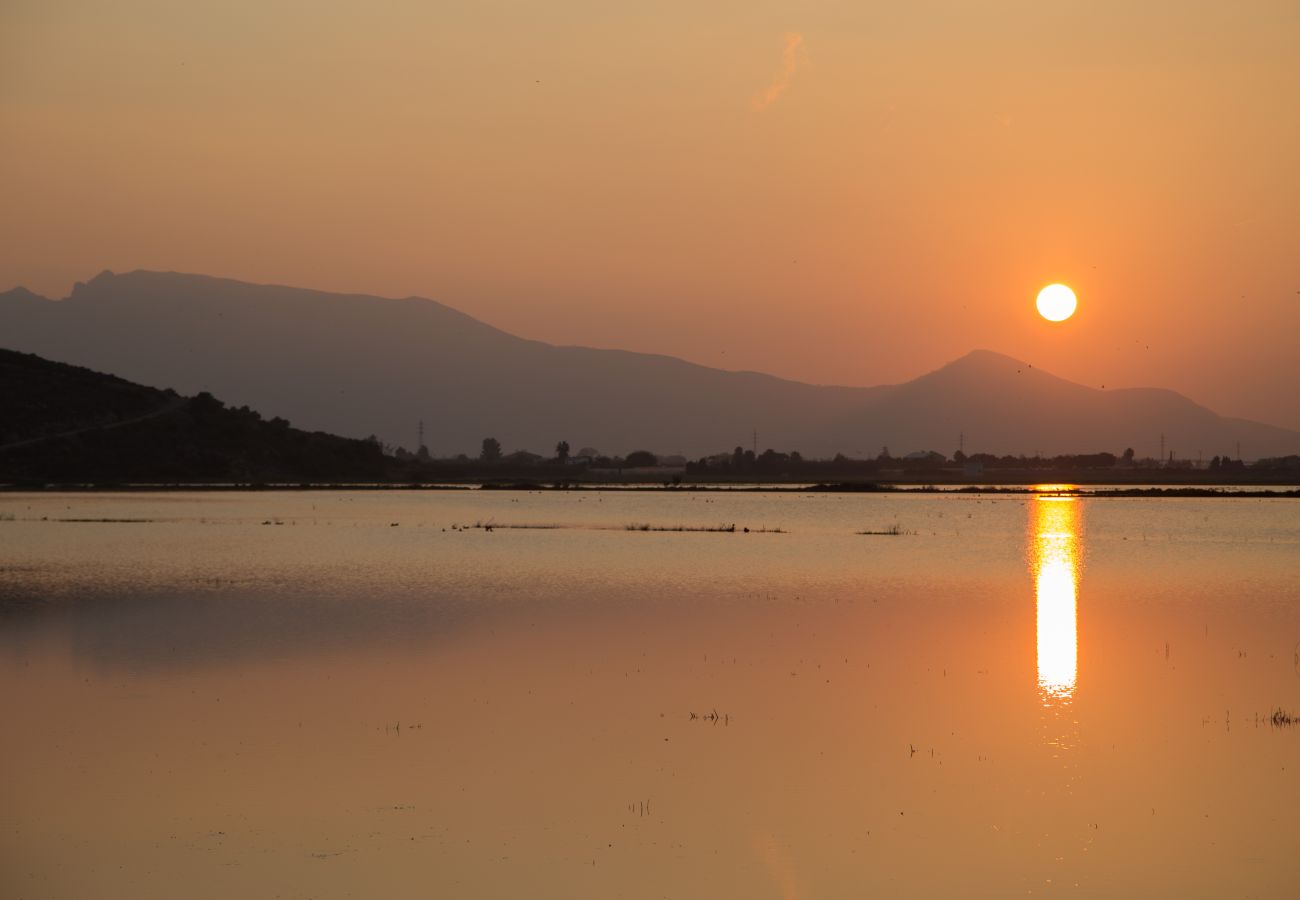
[480,437,502,461]
[877,446,892,461]
[953,449,967,464]
[732,446,745,470]
[625,450,657,467]
[1122,447,1135,464]
[189,391,224,414]
[556,440,570,462]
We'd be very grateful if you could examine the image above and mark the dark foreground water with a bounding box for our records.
[1,490,1298,898]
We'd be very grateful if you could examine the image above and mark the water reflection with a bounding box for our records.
[1031,496,1081,705]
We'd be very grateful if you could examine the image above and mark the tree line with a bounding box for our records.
[391,437,1299,475]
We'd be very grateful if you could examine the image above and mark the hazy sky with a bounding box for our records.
[3,1,1298,429]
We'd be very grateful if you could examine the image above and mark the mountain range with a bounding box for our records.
[2,270,1296,459]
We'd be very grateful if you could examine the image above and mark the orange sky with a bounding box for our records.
[3,1,1298,429]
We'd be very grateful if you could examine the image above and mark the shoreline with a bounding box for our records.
[2,481,1297,498]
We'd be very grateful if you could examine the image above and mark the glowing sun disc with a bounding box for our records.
[1036,284,1077,322]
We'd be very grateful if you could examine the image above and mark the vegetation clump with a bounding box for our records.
[856,524,913,536]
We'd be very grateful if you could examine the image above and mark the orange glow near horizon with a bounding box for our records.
[1,1,1298,431]
[1032,496,1080,704]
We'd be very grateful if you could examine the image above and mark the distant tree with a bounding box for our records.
[953,449,967,464]
[743,449,755,467]
[1122,447,1135,464]
[480,437,502,461]
[1209,455,1221,471]
[877,446,892,461]
[733,446,745,470]
[416,444,430,462]
[556,440,571,462]
[789,450,803,464]
[625,450,657,467]
[189,391,224,414]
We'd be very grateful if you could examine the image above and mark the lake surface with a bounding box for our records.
[2,490,1298,898]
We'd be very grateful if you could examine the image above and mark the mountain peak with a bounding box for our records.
[913,348,1047,384]
[945,348,1030,369]
[0,286,50,305]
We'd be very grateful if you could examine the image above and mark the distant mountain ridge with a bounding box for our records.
[2,270,1297,459]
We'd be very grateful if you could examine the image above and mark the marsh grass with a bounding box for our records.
[446,521,786,533]
[857,523,913,536]
[625,523,735,532]
[623,523,784,533]
[454,521,564,531]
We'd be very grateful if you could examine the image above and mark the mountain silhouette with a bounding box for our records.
[2,270,1296,459]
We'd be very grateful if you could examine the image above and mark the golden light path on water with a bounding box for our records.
[1032,492,1081,704]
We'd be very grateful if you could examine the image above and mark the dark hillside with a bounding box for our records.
[0,348,178,446]
[0,349,387,483]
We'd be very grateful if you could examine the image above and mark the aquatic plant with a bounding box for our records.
[624,523,738,532]
[856,523,912,535]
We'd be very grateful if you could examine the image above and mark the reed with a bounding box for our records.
[856,523,912,535]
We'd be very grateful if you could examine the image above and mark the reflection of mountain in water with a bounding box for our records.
[0,582,480,675]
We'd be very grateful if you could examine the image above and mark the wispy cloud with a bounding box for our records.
[751,32,806,111]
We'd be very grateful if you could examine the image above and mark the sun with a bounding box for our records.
[1036,284,1077,322]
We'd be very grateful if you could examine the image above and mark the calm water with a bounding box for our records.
[1,490,1298,899]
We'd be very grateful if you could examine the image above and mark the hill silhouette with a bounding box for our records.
[2,270,1297,459]
[0,349,387,482]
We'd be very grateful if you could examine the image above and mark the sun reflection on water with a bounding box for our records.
[1032,496,1081,705]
